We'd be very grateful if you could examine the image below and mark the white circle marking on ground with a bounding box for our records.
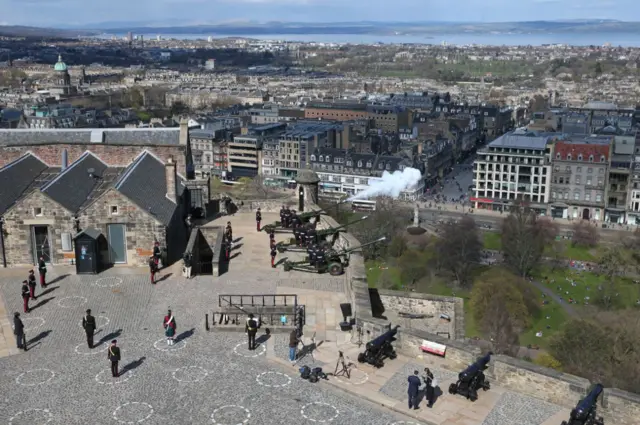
[153,338,186,352]
[112,402,154,424]
[256,371,292,388]
[95,277,123,288]
[172,366,208,383]
[74,342,108,355]
[334,369,369,386]
[210,405,251,425]
[300,402,339,423]
[8,408,52,425]
[16,369,55,386]
[95,369,134,385]
[57,296,88,308]
[233,342,266,358]
[78,315,110,328]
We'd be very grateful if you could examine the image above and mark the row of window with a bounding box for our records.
[553,166,606,174]
[552,191,603,202]
[555,153,606,163]
[553,176,604,186]
[310,154,398,171]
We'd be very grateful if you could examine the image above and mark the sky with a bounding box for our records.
[0,0,636,27]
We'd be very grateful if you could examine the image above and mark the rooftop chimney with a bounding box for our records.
[61,149,68,170]
[417,142,423,156]
[165,156,177,203]
[179,119,189,146]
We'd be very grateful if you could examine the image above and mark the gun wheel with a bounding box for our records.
[357,353,366,363]
[448,383,457,395]
[328,262,343,276]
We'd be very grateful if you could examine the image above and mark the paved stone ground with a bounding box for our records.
[480,392,563,425]
[0,214,414,425]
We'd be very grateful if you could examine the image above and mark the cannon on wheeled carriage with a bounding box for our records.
[261,201,349,234]
[561,384,605,425]
[357,325,399,368]
[280,237,386,276]
[275,215,370,253]
[448,352,492,401]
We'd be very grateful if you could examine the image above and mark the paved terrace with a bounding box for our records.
[0,212,569,425]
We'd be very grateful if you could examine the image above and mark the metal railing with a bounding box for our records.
[219,294,297,307]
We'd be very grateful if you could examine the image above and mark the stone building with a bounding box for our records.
[0,150,189,267]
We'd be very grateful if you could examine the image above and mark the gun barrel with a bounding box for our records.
[576,384,604,416]
[460,352,492,379]
[318,215,370,235]
[366,325,400,349]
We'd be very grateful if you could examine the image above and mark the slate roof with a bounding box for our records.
[42,152,125,213]
[0,128,180,146]
[0,154,49,215]
[114,151,183,226]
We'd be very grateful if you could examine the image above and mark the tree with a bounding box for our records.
[533,353,562,370]
[501,204,547,277]
[397,250,427,289]
[595,62,603,76]
[571,221,599,248]
[387,235,407,258]
[470,269,533,355]
[435,216,482,287]
[170,101,189,116]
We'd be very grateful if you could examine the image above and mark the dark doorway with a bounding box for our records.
[298,186,304,211]
[32,226,51,263]
[582,208,590,220]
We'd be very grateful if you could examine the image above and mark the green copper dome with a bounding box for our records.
[54,55,67,72]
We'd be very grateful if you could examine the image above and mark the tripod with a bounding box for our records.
[334,350,351,379]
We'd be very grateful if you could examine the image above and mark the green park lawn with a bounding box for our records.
[533,267,640,309]
[482,231,599,262]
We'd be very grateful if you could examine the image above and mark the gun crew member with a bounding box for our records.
[245,314,258,350]
[279,205,286,226]
[27,270,37,300]
[270,244,277,268]
[21,280,30,313]
[83,309,97,348]
[283,207,291,228]
[108,340,121,378]
[315,245,326,268]
[255,208,262,232]
[305,225,317,247]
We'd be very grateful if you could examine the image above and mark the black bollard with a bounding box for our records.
[205,314,210,331]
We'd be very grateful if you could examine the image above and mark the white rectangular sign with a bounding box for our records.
[420,340,447,357]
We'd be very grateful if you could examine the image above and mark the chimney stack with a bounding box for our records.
[417,142,423,156]
[179,119,189,146]
[61,149,68,170]
[165,156,177,203]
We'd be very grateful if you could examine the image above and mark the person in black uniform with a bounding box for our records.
[315,245,326,270]
[21,281,30,313]
[152,242,161,268]
[255,208,262,232]
[83,309,97,349]
[13,312,27,351]
[270,244,277,268]
[225,222,233,244]
[306,225,317,247]
[283,207,291,228]
[279,205,285,227]
[149,256,158,284]
[408,370,422,409]
[38,257,47,288]
[108,340,121,377]
[245,314,258,350]
[27,270,37,300]
[308,244,317,267]
[268,230,275,247]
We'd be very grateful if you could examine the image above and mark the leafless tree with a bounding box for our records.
[436,216,482,287]
[500,204,547,277]
[571,221,599,248]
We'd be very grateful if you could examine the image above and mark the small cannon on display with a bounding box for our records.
[448,352,492,401]
[561,384,605,425]
[261,201,348,234]
[357,325,399,368]
[281,237,386,276]
[276,215,370,253]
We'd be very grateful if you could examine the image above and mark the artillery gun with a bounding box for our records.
[561,384,604,425]
[280,236,386,276]
[261,200,348,234]
[276,215,370,253]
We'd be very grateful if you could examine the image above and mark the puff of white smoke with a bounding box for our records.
[349,167,422,201]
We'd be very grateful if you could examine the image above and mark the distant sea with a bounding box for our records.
[108,32,640,47]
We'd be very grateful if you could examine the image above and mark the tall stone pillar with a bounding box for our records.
[295,169,321,212]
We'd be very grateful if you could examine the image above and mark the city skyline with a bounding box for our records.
[1,0,637,28]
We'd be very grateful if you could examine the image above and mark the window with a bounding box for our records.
[577,167,582,172]
[588,167,593,173]
[310,155,316,161]
[556,153,561,160]
[564,192,569,199]
[325,156,331,163]
[319,155,324,162]
[576,176,581,184]
[587,178,592,185]
[589,155,594,162]
[585,192,591,201]
[357,161,363,167]
[346,160,352,166]
[110,205,119,215]
[596,194,602,202]
[366,161,372,168]
[578,154,583,161]
[552,191,557,199]
[600,155,606,163]
[33,207,43,217]
[61,232,73,252]
[386,163,391,170]
[597,179,603,186]
[567,154,572,161]
[599,168,604,174]
[378,162,384,170]
[565,166,570,172]
[574,191,580,200]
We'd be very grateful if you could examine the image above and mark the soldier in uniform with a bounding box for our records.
[307,244,317,268]
[279,205,286,227]
[153,242,161,268]
[225,222,233,244]
[14,312,27,351]
[268,230,275,247]
[270,244,277,268]
[83,309,97,348]
[245,314,258,350]
[21,280,30,313]
[108,340,121,378]
[315,245,326,270]
[283,207,291,228]
[255,208,262,232]
[149,256,158,284]
[27,270,37,300]
[38,257,47,288]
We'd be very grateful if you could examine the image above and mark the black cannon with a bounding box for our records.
[276,215,370,253]
[357,325,399,368]
[262,201,348,234]
[448,353,492,401]
[562,384,605,425]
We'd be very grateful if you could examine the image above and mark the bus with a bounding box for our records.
[350,199,377,212]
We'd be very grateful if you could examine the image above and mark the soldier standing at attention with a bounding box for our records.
[270,244,277,268]
[268,230,275,247]
[21,281,30,313]
[163,309,177,345]
[255,208,262,232]
[108,340,121,378]
[153,242,161,267]
[38,257,47,288]
[27,270,37,300]
[83,309,97,349]
[245,314,258,350]
[279,205,285,227]
[149,256,158,284]
[284,207,291,228]
[14,312,27,351]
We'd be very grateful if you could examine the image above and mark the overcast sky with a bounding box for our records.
[1,0,635,27]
